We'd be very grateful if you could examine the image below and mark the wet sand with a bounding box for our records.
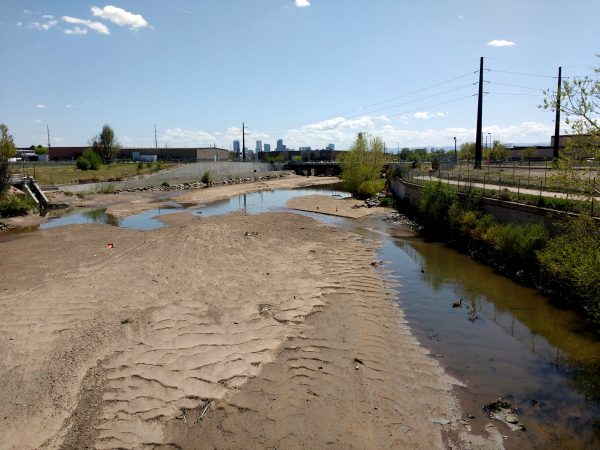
[287,193,393,218]
[0,177,502,449]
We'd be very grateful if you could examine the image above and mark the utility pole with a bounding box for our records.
[154,124,158,149]
[242,122,246,161]
[475,56,484,169]
[454,137,457,162]
[553,66,562,160]
[46,124,51,150]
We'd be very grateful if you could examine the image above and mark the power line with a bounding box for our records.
[487,91,545,97]
[386,94,475,119]
[487,80,546,91]
[254,71,478,131]
[488,68,555,78]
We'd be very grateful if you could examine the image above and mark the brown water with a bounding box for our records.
[371,226,600,449]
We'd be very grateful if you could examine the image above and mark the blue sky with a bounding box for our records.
[1,0,599,150]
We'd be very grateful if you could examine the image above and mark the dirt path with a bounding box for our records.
[0,178,502,449]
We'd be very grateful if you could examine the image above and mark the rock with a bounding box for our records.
[428,417,450,425]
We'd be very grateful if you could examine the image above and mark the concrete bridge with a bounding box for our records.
[283,161,342,176]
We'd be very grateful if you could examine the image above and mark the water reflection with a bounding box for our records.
[383,236,600,448]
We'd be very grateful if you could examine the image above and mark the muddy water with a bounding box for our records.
[17,186,600,447]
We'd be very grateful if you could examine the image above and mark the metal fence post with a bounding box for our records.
[498,175,502,198]
[517,179,520,201]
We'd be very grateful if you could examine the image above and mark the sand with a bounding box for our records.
[287,194,393,218]
[0,176,502,449]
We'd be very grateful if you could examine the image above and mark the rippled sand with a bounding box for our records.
[0,193,501,449]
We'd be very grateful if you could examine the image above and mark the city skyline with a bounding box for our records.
[2,1,599,150]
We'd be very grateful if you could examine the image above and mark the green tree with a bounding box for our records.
[542,55,600,199]
[91,125,120,163]
[34,145,48,155]
[489,140,508,161]
[522,147,537,161]
[339,132,390,196]
[0,124,16,159]
[458,142,476,162]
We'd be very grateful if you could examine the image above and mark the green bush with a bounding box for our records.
[474,214,495,240]
[76,157,90,170]
[419,181,456,235]
[0,195,37,217]
[201,171,212,184]
[76,150,102,171]
[161,181,169,188]
[488,222,548,259]
[357,179,385,197]
[460,210,478,236]
[537,215,600,319]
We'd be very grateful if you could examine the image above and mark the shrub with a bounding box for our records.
[378,195,395,207]
[63,191,74,196]
[156,160,164,170]
[0,157,11,196]
[76,150,102,171]
[419,181,456,236]
[201,171,212,184]
[474,214,495,240]
[460,210,478,236]
[537,215,600,319]
[488,222,548,260]
[161,181,169,188]
[357,179,385,197]
[76,156,90,170]
[0,195,37,217]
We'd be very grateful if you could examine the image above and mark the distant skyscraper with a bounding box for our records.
[233,140,240,153]
[264,143,271,152]
[276,139,284,151]
[255,140,262,152]
[326,143,335,150]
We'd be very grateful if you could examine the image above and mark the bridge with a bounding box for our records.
[283,161,342,176]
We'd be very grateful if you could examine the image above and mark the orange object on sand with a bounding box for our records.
[107,243,114,249]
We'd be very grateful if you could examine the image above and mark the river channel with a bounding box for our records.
[29,185,600,447]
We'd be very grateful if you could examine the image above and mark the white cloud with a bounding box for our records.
[163,128,216,145]
[34,119,42,123]
[65,104,73,108]
[414,112,433,119]
[414,111,446,119]
[64,26,87,35]
[35,104,47,109]
[487,39,515,47]
[91,5,148,29]
[62,16,110,35]
[30,18,58,30]
[16,21,22,27]
[295,0,311,7]
[42,14,54,19]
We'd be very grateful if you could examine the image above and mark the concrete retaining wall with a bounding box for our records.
[57,161,275,193]
[389,177,585,225]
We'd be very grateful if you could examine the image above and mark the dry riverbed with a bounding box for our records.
[0,176,502,449]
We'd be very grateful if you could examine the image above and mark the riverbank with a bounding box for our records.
[0,177,503,449]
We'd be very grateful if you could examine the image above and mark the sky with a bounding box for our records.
[1,0,600,151]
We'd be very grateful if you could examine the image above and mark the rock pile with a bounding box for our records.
[105,173,289,194]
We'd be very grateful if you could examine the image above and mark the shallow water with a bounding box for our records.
[25,185,600,447]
